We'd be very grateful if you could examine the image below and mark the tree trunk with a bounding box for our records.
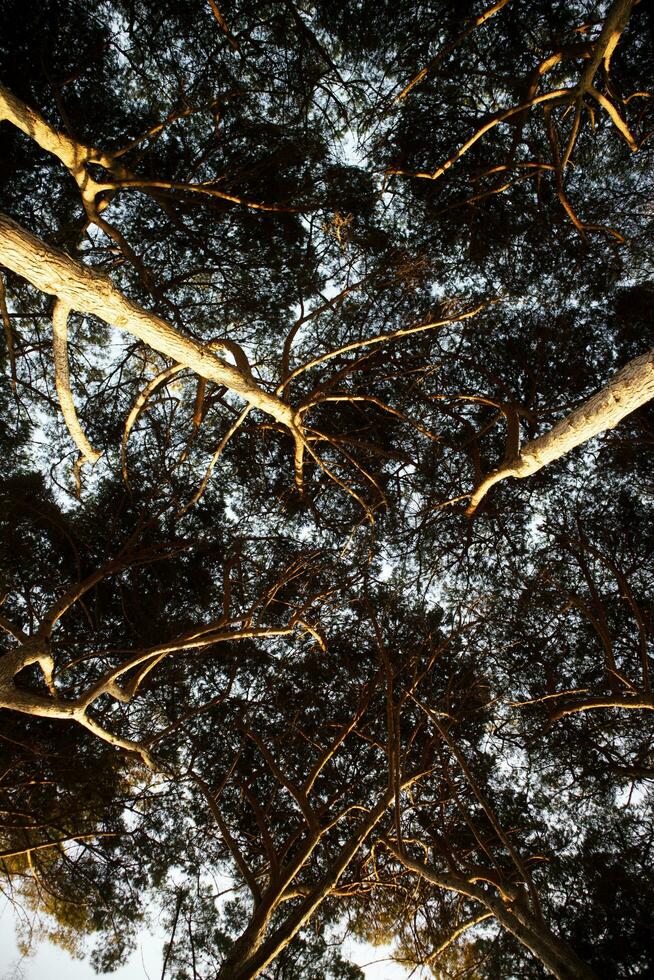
[218,787,398,979]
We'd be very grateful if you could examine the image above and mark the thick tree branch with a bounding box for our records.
[0,212,296,429]
[467,348,654,514]
[386,846,599,980]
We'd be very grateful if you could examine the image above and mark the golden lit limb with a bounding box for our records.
[544,105,626,242]
[472,162,555,178]
[466,348,654,514]
[560,101,583,170]
[78,624,298,704]
[390,1,636,190]
[121,364,186,482]
[385,844,600,980]
[387,90,573,181]
[52,299,102,477]
[624,91,653,104]
[307,427,388,510]
[550,696,654,719]
[208,0,240,50]
[113,104,203,158]
[292,422,307,496]
[192,377,207,430]
[1,616,305,772]
[299,393,406,423]
[291,617,327,653]
[587,86,638,149]
[177,404,252,514]
[0,82,118,187]
[394,0,512,102]
[0,82,296,217]
[510,688,590,707]
[277,304,485,394]
[77,713,158,769]
[105,177,301,213]
[0,80,298,301]
[425,913,494,964]
[0,832,119,863]
[576,0,634,92]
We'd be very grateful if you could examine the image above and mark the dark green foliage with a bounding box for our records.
[1,1,653,977]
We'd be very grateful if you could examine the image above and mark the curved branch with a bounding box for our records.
[177,404,252,514]
[52,299,102,473]
[550,695,654,720]
[277,304,485,394]
[121,364,185,482]
[387,90,573,181]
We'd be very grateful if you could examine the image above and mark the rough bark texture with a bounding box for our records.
[576,0,634,90]
[467,347,654,513]
[0,83,114,175]
[0,211,295,426]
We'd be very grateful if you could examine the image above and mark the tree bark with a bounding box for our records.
[467,347,654,513]
[0,211,295,428]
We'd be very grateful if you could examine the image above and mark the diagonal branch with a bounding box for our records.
[208,0,240,51]
[394,0,512,102]
[466,348,654,514]
[277,304,485,394]
[0,211,295,429]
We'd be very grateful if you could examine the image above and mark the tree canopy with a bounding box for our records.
[1,1,653,977]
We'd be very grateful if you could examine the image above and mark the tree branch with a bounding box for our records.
[467,348,654,514]
[0,211,295,429]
